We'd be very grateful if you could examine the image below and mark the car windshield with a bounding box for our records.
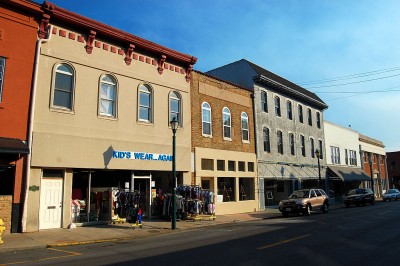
[289,190,309,199]
[348,189,363,195]
[386,189,397,194]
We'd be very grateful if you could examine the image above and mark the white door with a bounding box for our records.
[39,178,63,229]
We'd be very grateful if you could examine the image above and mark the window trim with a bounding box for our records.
[275,96,281,117]
[277,130,283,154]
[287,100,293,120]
[169,91,182,127]
[51,62,76,112]
[138,83,153,123]
[98,74,118,118]
[308,108,312,126]
[316,112,321,129]
[261,91,268,112]
[298,104,303,123]
[300,135,306,157]
[289,133,295,155]
[202,102,212,136]
[310,137,315,158]
[241,112,249,142]
[263,127,271,153]
[222,107,232,140]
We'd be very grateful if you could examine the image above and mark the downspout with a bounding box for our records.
[22,28,51,232]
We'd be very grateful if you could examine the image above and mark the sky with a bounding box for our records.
[35,0,400,151]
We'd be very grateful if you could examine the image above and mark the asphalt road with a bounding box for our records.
[1,201,399,266]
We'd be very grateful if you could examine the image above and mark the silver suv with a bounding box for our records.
[279,189,329,217]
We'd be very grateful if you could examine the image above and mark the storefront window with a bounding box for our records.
[239,178,254,201]
[218,177,235,202]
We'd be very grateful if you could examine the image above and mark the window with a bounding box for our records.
[277,130,283,154]
[169,91,181,126]
[223,107,231,139]
[241,112,249,141]
[261,91,268,112]
[298,104,303,123]
[349,150,357,166]
[275,96,281,117]
[99,74,117,117]
[316,112,321,129]
[263,128,271,153]
[202,102,212,136]
[0,57,6,102]
[228,160,235,171]
[53,63,74,109]
[238,161,245,172]
[139,84,152,122]
[308,108,312,126]
[300,135,306,157]
[201,159,214,170]
[217,160,225,171]
[248,162,254,172]
[218,177,235,202]
[319,140,323,159]
[310,138,315,158]
[239,178,255,201]
[345,149,349,165]
[331,146,340,164]
[287,101,292,120]
[289,133,295,155]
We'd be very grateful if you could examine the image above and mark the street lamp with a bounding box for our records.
[315,149,321,189]
[170,116,179,230]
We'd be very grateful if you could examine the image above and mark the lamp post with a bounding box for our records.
[315,149,321,189]
[170,116,179,230]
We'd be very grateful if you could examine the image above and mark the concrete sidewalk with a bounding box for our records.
[0,202,350,253]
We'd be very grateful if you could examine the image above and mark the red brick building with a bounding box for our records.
[386,151,400,189]
[0,0,42,233]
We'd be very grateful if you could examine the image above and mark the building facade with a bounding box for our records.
[0,0,42,233]
[386,151,400,189]
[24,2,196,231]
[207,59,328,208]
[359,134,388,197]
[324,121,370,201]
[191,71,258,215]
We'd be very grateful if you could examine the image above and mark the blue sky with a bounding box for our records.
[38,0,400,151]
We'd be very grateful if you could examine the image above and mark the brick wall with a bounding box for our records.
[0,195,12,234]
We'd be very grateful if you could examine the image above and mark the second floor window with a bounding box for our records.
[331,146,340,164]
[223,107,231,139]
[349,150,357,166]
[263,127,270,153]
[316,112,321,128]
[169,91,181,126]
[287,101,292,120]
[139,84,152,122]
[289,133,295,155]
[308,108,312,126]
[99,75,117,117]
[301,135,305,157]
[277,130,283,154]
[310,138,315,158]
[261,91,268,112]
[202,102,212,136]
[298,104,303,123]
[0,57,6,102]
[275,96,281,117]
[319,140,324,159]
[53,63,74,110]
[345,149,349,165]
[241,112,249,141]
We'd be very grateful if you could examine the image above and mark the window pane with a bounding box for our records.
[202,122,211,135]
[217,160,225,171]
[55,73,72,92]
[139,107,150,121]
[238,161,245,171]
[228,160,235,171]
[54,90,71,108]
[140,92,150,106]
[239,178,255,201]
[201,159,214,170]
[218,177,235,202]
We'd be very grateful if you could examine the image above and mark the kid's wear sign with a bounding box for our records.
[112,150,173,162]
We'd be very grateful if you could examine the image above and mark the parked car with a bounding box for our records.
[278,189,329,217]
[344,188,375,207]
[382,189,400,201]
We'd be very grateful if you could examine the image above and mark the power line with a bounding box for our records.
[325,85,400,101]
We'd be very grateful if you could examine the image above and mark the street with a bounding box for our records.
[1,201,399,266]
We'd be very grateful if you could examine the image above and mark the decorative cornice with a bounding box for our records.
[125,44,135,65]
[185,57,197,82]
[38,13,50,39]
[158,55,166,75]
[85,30,96,54]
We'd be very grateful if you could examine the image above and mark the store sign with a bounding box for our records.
[112,150,173,162]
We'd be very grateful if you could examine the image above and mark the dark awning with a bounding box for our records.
[327,166,370,182]
[0,137,30,154]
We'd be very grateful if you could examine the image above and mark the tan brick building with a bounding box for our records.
[191,71,258,215]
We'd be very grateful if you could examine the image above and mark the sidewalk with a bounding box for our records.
[0,202,348,253]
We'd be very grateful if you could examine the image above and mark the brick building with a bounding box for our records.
[387,151,400,189]
[191,71,258,214]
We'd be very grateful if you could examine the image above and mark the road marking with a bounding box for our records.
[257,234,311,250]
[0,248,81,265]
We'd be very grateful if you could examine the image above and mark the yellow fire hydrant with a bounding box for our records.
[0,218,6,244]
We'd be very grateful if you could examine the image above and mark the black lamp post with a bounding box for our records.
[170,116,179,230]
[315,149,321,189]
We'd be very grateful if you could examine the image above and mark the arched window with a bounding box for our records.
[289,133,295,155]
[261,91,268,112]
[263,128,270,153]
[169,91,181,126]
[53,63,74,110]
[275,96,281,117]
[310,138,315,158]
[277,130,283,154]
[308,108,312,126]
[300,135,306,157]
[139,84,152,122]
[316,112,321,129]
[298,104,303,123]
[287,101,292,120]
[223,107,231,139]
[241,112,249,141]
[202,102,212,136]
[99,74,117,117]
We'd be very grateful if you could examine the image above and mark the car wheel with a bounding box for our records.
[322,203,329,214]
[282,212,288,217]
[303,205,311,216]
[396,197,398,201]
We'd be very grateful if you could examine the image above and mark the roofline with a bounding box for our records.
[3,0,42,14]
[194,70,253,92]
[41,1,197,66]
[359,134,385,148]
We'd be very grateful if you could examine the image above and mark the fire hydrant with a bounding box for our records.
[0,218,6,244]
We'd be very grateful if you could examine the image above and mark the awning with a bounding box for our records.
[327,166,370,182]
[0,137,30,154]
